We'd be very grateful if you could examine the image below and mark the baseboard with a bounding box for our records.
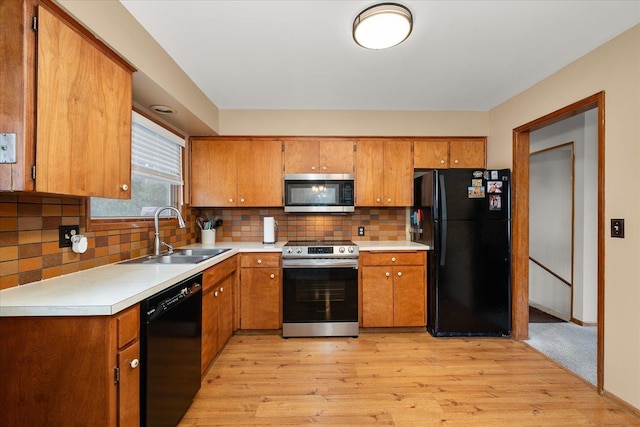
[570,317,597,327]
[603,389,640,419]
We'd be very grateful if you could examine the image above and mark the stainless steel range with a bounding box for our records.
[282,240,359,338]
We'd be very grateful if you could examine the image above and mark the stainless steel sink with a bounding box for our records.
[177,248,230,257]
[119,248,231,265]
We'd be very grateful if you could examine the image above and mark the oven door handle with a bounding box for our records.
[282,259,359,269]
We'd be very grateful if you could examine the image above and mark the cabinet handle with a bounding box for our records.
[387,198,392,203]
[120,184,129,191]
[214,291,219,297]
[322,166,327,170]
[219,287,224,292]
[385,272,390,277]
[440,159,445,164]
[228,198,234,203]
[454,159,460,164]
[391,257,396,262]
[376,198,381,203]
[240,198,245,203]
[130,358,139,369]
[311,166,316,170]
[270,273,275,279]
[257,259,262,264]
[397,272,402,277]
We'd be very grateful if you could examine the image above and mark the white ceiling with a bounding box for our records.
[120,0,640,112]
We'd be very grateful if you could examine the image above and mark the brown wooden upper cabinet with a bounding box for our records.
[191,137,284,207]
[414,138,486,169]
[0,1,134,198]
[284,138,354,174]
[355,138,413,207]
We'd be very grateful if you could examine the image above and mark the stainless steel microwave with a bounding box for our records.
[284,174,355,213]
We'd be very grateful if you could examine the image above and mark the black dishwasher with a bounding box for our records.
[140,273,202,427]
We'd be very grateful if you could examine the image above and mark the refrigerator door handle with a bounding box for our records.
[439,174,447,266]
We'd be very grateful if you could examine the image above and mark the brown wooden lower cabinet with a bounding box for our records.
[0,305,140,426]
[361,251,427,327]
[201,256,237,375]
[239,253,281,329]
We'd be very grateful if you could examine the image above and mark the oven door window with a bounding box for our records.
[283,268,358,323]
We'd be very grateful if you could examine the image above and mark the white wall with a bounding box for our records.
[489,25,640,407]
[529,141,573,319]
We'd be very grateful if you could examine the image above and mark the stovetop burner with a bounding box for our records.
[285,240,355,246]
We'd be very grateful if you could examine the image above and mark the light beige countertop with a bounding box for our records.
[0,241,283,318]
[355,240,431,251]
[0,240,429,318]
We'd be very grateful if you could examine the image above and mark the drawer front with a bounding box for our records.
[117,305,139,349]
[361,251,425,266]
[240,253,281,268]
[203,255,237,291]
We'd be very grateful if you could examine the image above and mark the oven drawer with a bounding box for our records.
[241,253,281,268]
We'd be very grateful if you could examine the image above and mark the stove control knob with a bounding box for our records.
[338,247,345,253]
[348,247,355,254]
[286,248,293,254]
[296,248,303,254]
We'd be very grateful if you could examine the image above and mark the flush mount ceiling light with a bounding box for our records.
[353,3,413,50]
[149,104,175,114]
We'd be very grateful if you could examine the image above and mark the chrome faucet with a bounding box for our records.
[153,206,186,256]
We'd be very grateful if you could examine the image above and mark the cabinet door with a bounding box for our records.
[319,139,354,173]
[201,287,219,374]
[216,274,234,353]
[240,268,281,329]
[355,139,384,206]
[449,138,486,168]
[284,139,319,173]
[382,140,413,206]
[191,139,238,207]
[393,266,426,327]
[237,139,283,206]
[118,341,140,427]
[414,139,449,169]
[362,266,393,327]
[36,6,132,198]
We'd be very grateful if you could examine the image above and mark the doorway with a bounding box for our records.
[511,92,604,392]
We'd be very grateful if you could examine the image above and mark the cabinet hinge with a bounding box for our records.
[31,16,37,32]
[113,366,120,384]
[31,165,36,181]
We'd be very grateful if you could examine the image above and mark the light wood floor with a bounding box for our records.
[179,332,640,426]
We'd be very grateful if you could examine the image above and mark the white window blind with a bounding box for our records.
[132,111,185,186]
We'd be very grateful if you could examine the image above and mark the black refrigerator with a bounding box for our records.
[411,169,511,337]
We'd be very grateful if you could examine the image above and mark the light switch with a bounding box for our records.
[611,219,624,238]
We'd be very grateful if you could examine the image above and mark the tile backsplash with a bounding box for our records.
[0,195,196,290]
[195,208,408,243]
[1,194,408,290]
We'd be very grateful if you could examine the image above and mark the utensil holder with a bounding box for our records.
[201,229,216,245]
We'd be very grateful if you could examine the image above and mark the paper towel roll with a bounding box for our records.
[263,217,276,244]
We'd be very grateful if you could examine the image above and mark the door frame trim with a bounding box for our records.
[511,91,604,393]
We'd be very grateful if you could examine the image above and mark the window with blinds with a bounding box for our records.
[90,111,185,219]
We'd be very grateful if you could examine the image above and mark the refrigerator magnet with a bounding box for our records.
[491,170,499,180]
[489,195,502,210]
[472,179,483,187]
[468,186,486,198]
[488,181,503,193]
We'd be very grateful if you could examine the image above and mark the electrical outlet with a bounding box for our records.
[358,226,365,236]
[59,225,80,248]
